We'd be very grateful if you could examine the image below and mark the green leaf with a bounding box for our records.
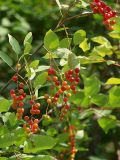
[79,38,90,52]
[113,17,120,32]
[70,91,85,105]
[91,36,112,48]
[91,94,108,106]
[29,60,39,69]
[108,86,120,108]
[0,157,8,160]
[24,32,33,45]
[35,65,50,72]
[47,128,58,136]
[34,72,48,88]
[0,127,25,148]
[78,55,104,64]
[8,34,21,55]
[59,38,72,48]
[70,91,90,107]
[106,78,120,85]
[0,99,12,112]
[24,42,32,55]
[83,75,101,97]
[0,51,13,67]
[24,135,56,153]
[73,29,86,45]
[108,30,120,39]
[54,48,71,58]
[3,112,17,127]
[29,155,56,160]
[92,45,113,57]
[98,116,117,133]
[68,53,80,69]
[44,29,59,51]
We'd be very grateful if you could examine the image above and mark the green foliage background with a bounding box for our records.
[0,0,120,160]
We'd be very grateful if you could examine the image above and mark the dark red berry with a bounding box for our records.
[18,102,24,107]
[75,68,80,73]
[48,67,56,75]
[12,75,18,82]
[10,89,15,95]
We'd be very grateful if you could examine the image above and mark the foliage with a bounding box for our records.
[0,0,120,160]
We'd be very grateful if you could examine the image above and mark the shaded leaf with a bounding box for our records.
[24,135,56,153]
[98,116,117,133]
[0,51,13,67]
[34,72,48,88]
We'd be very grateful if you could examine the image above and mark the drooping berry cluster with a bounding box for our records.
[10,79,26,120]
[10,69,41,134]
[90,0,117,30]
[45,67,80,120]
[23,117,39,133]
[68,125,77,160]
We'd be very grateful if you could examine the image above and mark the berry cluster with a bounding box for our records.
[23,117,39,133]
[68,125,77,160]
[10,79,26,120]
[90,0,117,30]
[45,67,80,120]
[10,67,41,134]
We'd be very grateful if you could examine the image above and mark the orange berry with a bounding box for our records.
[53,76,58,82]
[47,98,52,104]
[66,85,70,90]
[34,119,39,123]
[62,81,67,86]
[33,123,38,129]
[67,93,71,97]
[58,89,63,94]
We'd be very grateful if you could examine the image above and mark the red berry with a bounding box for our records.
[63,97,68,103]
[24,116,29,121]
[19,82,24,89]
[18,101,24,107]
[19,89,24,95]
[55,81,60,86]
[65,105,70,110]
[54,93,60,98]
[29,100,35,105]
[75,68,80,73]
[70,85,76,91]
[61,86,66,91]
[69,77,75,83]
[22,93,26,98]
[35,110,40,114]
[75,77,80,83]
[12,75,18,82]
[68,69,73,75]
[17,95,24,101]
[10,89,15,95]
[48,67,56,75]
